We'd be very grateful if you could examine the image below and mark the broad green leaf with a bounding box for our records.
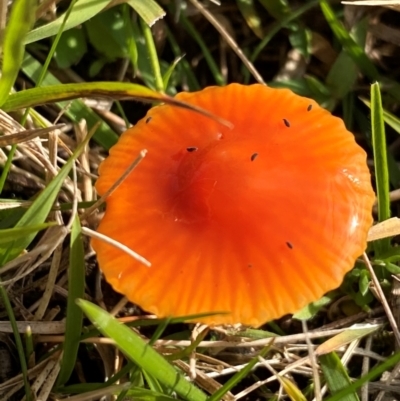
[237,0,264,38]
[24,0,112,44]
[288,26,312,59]
[293,293,335,320]
[86,8,128,60]
[371,82,391,255]
[0,0,36,107]
[57,216,85,385]
[0,132,93,266]
[257,0,290,19]
[326,18,368,99]
[384,262,400,274]
[54,28,87,69]
[0,223,56,244]
[358,270,370,296]
[127,0,166,26]
[326,52,358,99]
[78,299,208,401]
[320,352,359,401]
[269,78,316,97]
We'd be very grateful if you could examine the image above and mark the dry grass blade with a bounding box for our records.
[342,0,400,11]
[174,359,235,401]
[0,320,65,334]
[0,353,61,395]
[28,353,60,400]
[36,327,367,347]
[0,124,65,146]
[368,217,400,241]
[33,243,63,320]
[82,227,151,267]
[81,149,147,220]
[0,225,68,283]
[55,383,131,401]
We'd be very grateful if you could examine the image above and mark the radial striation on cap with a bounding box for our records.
[92,84,375,327]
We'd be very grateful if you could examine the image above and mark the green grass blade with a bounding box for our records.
[0,0,80,194]
[35,0,79,88]
[127,0,166,26]
[320,0,379,80]
[142,369,164,394]
[207,345,272,401]
[382,109,400,134]
[57,216,85,385]
[165,27,200,91]
[180,14,225,86]
[2,81,168,112]
[363,99,400,134]
[247,0,319,80]
[371,82,391,255]
[77,299,208,401]
[20,53,118,149]
[24,0,111,44]
[293,294,335,320]
[163,56,183,90]
[124,387,176,400]
[2,79,216,121]
[320,352,359,401]
[0,131,93,265]
[0,286,32,400]
[324,351,400,401]
[140,18,164,92]
[0,0,36,107]
[0,222,56,244]
[123,4,138,74]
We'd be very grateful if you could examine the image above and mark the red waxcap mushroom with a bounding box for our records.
[92,84,374,326]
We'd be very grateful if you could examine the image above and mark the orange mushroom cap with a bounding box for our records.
[92,84,374,327]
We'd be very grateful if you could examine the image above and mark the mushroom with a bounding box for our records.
[92,84,375,327]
